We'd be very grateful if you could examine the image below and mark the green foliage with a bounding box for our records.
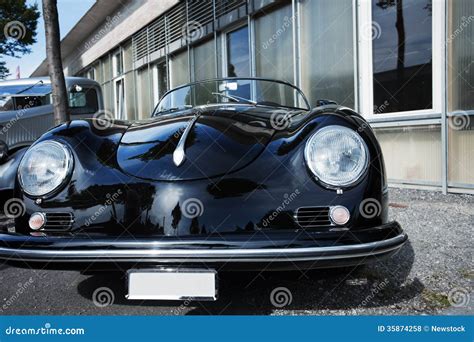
[0,59,8,78]
[0,0,40,78]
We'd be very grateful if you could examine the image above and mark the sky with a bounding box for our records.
[3,0,96,80]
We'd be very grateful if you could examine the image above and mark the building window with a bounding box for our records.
[86,67,95,80]
[447,0,474,112]
[447,0,474,187]
[102,55,112,82]
[169,50,189,88]
[153,61,168,105]
[113,50,123,78]
[300,0,355,108]
[193,39,216,82]
[114,79,125,119]
[372,0,433,114]
[226,26,250,77]
[255,4,293,83]
[137,67,151,119]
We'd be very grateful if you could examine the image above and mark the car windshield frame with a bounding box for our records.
[152,77,311,116]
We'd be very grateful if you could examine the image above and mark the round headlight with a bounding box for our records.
[305,125,368,187]
[18,140,73,197]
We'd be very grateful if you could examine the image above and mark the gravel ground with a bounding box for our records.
[0,188,472,315]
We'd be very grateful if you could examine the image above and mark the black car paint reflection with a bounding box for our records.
[14,106,386,237]
[1,78,406,271]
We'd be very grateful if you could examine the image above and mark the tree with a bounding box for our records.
[42,0,69,124]
[0,0,39,79]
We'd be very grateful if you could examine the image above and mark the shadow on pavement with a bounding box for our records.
[77,240,419,314]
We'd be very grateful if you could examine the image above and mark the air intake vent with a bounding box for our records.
[43,213,74,231]
[294,207,332,228]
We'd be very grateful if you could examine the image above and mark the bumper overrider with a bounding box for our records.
[0,222,407,270]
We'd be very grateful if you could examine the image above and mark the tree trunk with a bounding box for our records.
[42,0,69,124]
[395,0,405,87]
[395,0,406,107]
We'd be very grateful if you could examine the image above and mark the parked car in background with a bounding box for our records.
[0,78,406,301]
[0,77,103,203]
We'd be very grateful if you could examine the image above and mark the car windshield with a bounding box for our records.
[154,78,310,115]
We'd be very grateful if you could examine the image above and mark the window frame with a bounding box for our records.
[113,77,126,120]
[152,60,168,104]
[221,23,251,78]
[112,49,124,78]
[86,67,95,81]
[357,0,444,121]
[169,49,190,89]
[295,0,358,109]
[191,38,217,82]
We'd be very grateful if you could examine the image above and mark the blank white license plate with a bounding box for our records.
[127,269,217,301]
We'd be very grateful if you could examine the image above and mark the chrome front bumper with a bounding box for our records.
[0,222,407,268]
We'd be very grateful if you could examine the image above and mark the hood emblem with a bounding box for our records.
[173,112,201,167]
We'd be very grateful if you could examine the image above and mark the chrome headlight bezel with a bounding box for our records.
[304,125,369,188]
[18,140,74,198]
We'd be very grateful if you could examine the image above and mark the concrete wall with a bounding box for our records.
[62,0,179,76]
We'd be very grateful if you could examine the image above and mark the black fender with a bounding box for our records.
[0,147,27,207]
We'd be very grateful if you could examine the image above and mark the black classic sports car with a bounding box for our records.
[0,78,407,300]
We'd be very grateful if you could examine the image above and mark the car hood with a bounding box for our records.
[117,105,281,181]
